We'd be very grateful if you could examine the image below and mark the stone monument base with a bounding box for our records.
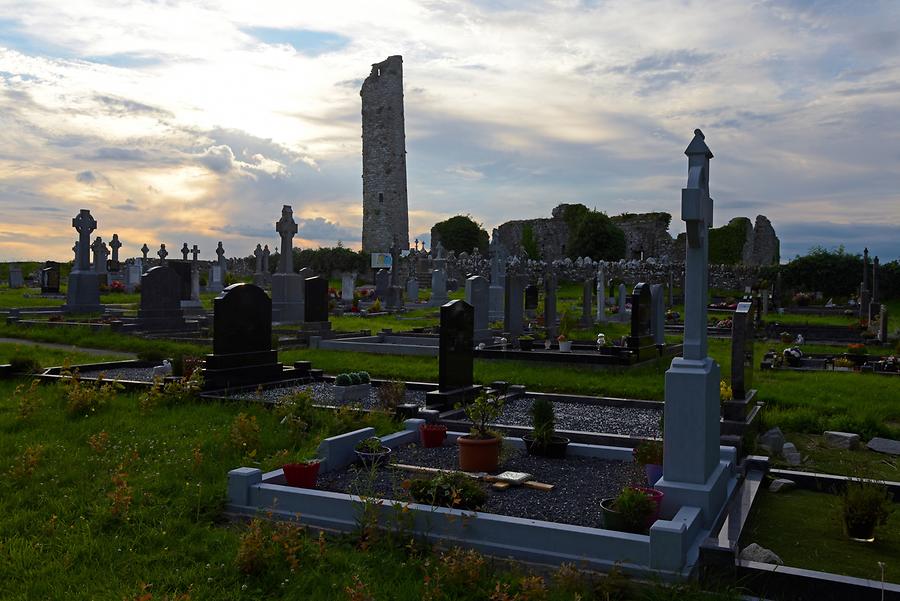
[425,385,482,411]
[627,334,659,362]
[180,299,205,317]
[654,446,736,528]
[299,321,332,335]
[63,271,103,314]
[137,309,190,331]
[203,350,285,390]
[272,273,303,322]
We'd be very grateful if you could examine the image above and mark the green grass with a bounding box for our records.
[0,342,126,369]
[0,287,65,308]
[769,433,900,481]
[741,488,900,583]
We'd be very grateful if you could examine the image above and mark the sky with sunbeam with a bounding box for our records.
[0,0,898,262]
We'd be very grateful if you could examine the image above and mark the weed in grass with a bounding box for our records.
[8,444,45,480]
[235,518,272,575]
[87,430,109,453]
[14,379,41,421]
[344,574,374,601]
[60,369,121,418]
[377,379,406,412]
[552,563,590,597]
[139,372,203,414]
[516,575,548,601]
[229,413,260,456]
[592,565,631,600]
[109,450,139,520]
[191,445,203,470]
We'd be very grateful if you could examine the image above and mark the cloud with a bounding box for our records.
[75,170,97,184]
[197,144,235,174]
[93,94,171,117]
[90,147,149,161]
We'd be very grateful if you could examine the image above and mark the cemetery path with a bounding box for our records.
[0,337,136,358]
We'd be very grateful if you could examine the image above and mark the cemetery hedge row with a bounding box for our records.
[775,246,900,299]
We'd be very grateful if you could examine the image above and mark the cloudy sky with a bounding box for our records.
[0,0,898,263]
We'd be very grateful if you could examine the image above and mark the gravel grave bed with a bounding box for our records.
[229,381,427,410]
[316,443,646,528]
[497,396,662,438]
[78,367,156,382]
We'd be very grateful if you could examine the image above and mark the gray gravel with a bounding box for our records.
[316,442,646,528]
[229,381,427,410]
[498,396,662,438]
[79,367,157,382]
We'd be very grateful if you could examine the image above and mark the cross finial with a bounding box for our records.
[72,209,97,234]
[158,243,168,265]
[191,244,200,262]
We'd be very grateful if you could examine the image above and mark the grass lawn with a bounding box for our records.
[769,433,900,481]
[0,342,128,368]
[741,488,900,583]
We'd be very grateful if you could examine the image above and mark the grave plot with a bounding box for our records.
[225,379,428,411]
[492,396,662,439]
[760,349,899,375]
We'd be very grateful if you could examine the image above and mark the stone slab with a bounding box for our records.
[823,431,860,450]
[867,437,900,456]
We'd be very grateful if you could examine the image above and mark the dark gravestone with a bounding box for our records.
[439,299,474,392]
[168,260,193,301]
[626,282,657,361]
[730,301,754,400]
[524,284,538,311]
[41,262,60,294]
[374,269,389,300]
[304,276,329,323]
[138,266,186,330]
[203,283,283,389]
[503,273,525,337]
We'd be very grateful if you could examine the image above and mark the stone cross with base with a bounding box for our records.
[276,205,298,273]
[72,242,79,264]
[389,236,400,287]
[90,237,103,271]
[72,209,97,271]
[191,244,200,263]
[254,244,263,273]
[216,242,226,270]
[158,243,168,266]
[262,245,270,272]
[655,129,730,527]
[181,243,189,260]
[110,234,122,264]
[141,243,150,262]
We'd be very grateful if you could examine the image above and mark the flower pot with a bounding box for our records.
[355,446,391,468]
[334,383,371,402]
[282,461,320,488]
[420,424,447,448]
[629,486,664,526]
[457,436,501,473]
[645,464,663,485]
[558,340,573,352]
[519,339,534,351]
[600,497,626,531]
[522,434,570,459]
[845,519,877,542]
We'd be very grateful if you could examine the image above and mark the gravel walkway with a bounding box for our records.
[79,367,156,382]
[316,443,645,528]
[229,381,427,409]
[498,396,662,438]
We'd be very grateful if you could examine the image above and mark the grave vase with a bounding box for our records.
[282,461,320,489]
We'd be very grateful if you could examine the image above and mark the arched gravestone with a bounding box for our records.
[439,299,474,392]
[138,266,186,330]
[626,282,657,361]
[304,276,329,323]
[203,283,284,389]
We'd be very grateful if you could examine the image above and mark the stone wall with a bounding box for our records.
[360,55,409,254]
[610,213,677,262]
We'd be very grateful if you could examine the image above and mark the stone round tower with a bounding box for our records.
[360,55,409,254]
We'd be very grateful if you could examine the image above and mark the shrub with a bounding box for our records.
[377,379,406,411]
[842,480,892,537]
[633,440,663,465]
[349,372,363,385]
[357,371,371,384]
[407,472,486,509]
[61,371,121,418]
[460,393,504,438]
[335,373,352,386]
[229,413,260,455]
[371,298,382,312]
[614,487,655,533]
[530,397,555,447]
[431,214,490,255]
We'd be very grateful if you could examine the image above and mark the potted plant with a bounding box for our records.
[282,457,321,489]
[419,423,448,448]
[522,397,570,458]
[457,393,504,473]
[354,436,391,468]
[633,440,663,485]
[407,472,486,510]
[334,371,372,402]
[628,485,664,525]
[557,310,575,352]
[518,335,534,351]
[600,487,656,534]
[842,479,893,542]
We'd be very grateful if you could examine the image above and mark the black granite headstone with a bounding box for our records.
[138,266,185,330]
[168,259,193,300]
[374,269,389,300]
[439,299,474,392]
[626,282,656,361]
[41,262,60,294]
[524,284,539,311]
[731,301,754,399]
[213,283,271,355]
[304,276,329,322]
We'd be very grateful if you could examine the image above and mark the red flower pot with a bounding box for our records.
[282,461,320,488]
[629,486,664,526]
[419,424,447,448]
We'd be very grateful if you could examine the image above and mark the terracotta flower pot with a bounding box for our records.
[457,436,501,473]
[419,424,447,448]
[282,461,320,488]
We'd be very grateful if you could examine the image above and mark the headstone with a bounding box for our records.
[374,269,389,301]
[271,205,303,322]
[124,259,141,293]
[626,283,656,361]
[617,283,628,322]
[465,275,490,343]
[406,277,419,304]
[141,243,150,264]
[580,278,593,327]
[596,267,606,323]
[262,245,270,274]
[387,236,403,309]
[488,229,505,322]
[878,304,888,343]
[168,260,193,301]
[758,427,786,455]
[504,272,525,338]
[109,234,122,271]
[430,268,448,306]
[7,264,23,288]
[137,266,186,330]
[40,261,60,294]
[207,265,223,293]
[91,237,109,284]
[190,245,201,301]
[544,274,557,339]
[869,256,881,323]
[656,130,730,527]
[438,299,474,392]
[216,241,227,272]
[203,283,284,389]
[730,301,754,400]
[859,248,870,319]
[181,243,189,261]
[252,244,264,286]
[303,276,329,323]
[760,289,770,318]
[524,284,539,319]
[650,284,665,345]
[64,209,102,313]
[157,244,168,267]
[823,431,860,450]
[341,272,355,302]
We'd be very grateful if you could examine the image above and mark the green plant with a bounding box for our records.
[558,310,576,341]
[60,370,121,418]
[530,397,555,447]
[229,413,260,456]
[335,373,352,386]
[518,335,534,341]
[371,298,382,312]
[614,487,655,533]
[842,479,892,538]
[355,436,385,453]
[633,440,663,466]
[377,379,406,411]
[834,357,855,368]
[14,379,41,421]
[349,372,362,385]
[460,393,504,439]
[357,371,371,384]
[9,353,41,374]
[407,472,486,510]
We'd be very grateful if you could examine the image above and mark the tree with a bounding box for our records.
[566,211,626,261]
[431,215,489,255]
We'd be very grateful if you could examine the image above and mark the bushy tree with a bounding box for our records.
[270,245,367,275]
[566,210,626,261]
[431,215,489,255]
[780,246,862,297]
